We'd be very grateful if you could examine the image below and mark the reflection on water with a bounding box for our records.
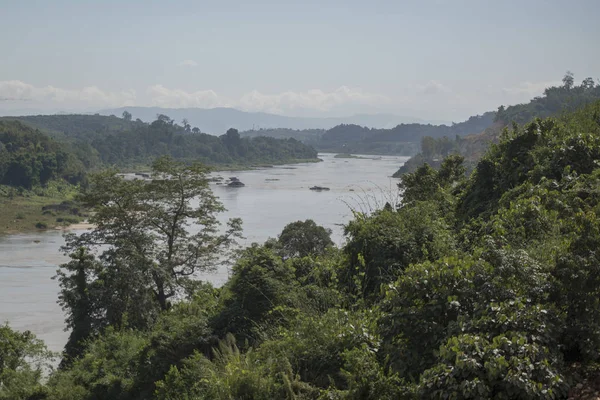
[0,153,406,351]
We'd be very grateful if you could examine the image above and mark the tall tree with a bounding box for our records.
[562,71,574,90]
[277,219,333,258]
[59,156,242,335]
[54,248,102,366]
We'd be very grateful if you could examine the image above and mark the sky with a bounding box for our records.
[0,0,599,122]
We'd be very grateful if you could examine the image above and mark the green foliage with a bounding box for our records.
[256,308,381,389]
[317,113,494,155]
[396,75,600,178]
[380,256,490,377]
[12,99,600,399]
[341,203,455,300]
[213,244,297,343]
[46,328,149,400]
[155,334,317,400]
[0,120,86,189]
[5,115,319,169]
[54,248,103,366]
[0,324,54,400]
[56,157,241,360]
[319,346,408,400]
[495,73,600,125]
[277,219,334,259]
[418,333,567,399]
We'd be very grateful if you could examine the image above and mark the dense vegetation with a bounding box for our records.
[240,112,495,156]
[1,113,319,181]
[496,72,600,125]
[395,74,600,176]
[0,121,86,189]
[3,99,600,399]
[0,114,317,233]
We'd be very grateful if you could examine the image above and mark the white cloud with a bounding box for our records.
[146,85,227,108]
[416,80,451,95]
[0,80,136,108]
[0,80,424,117]
[237,86,390,114]
[144,85,390,114]
[502,81,560,97]
[178,60,198,67]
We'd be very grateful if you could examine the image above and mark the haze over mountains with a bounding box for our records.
[99,107,451,134]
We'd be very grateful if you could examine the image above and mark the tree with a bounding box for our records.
[421,136,436,158]
[182,118,191,133]
[582,77,596,90]
[0,324,54,400]
[342,203,455,300]
[220,128,241,153]
[562,71,574,90]
[59,156,242,333]
[122,111,132,121]
[156,114,173,124]
[277,219,333,258]
[54,248,103,366]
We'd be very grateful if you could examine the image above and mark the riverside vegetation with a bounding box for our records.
[0,114,318,233]
[3,99,600,399]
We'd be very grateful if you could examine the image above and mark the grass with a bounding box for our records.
[0,182,84,235]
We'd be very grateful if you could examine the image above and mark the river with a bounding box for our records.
[0,153,407,352]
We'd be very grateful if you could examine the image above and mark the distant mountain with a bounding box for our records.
[98,107,449,134]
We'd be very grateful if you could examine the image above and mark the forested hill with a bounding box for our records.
[239,111,495,155]
[495,73,600,125]
[0,120,87,189]
[0,113,318,184]
[395,74,600,176]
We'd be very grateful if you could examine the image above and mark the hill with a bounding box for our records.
[1,114,319,171]
[99,107,445,134]
[394,74,600,176]
[237,112,495,156]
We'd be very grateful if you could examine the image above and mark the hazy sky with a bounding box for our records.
[1,0,598,121]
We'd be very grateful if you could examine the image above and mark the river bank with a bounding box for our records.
[0,153,407,352]
[0,192,85,235]
[0,158,322,235]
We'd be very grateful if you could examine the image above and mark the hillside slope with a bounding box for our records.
[394,74,600,176]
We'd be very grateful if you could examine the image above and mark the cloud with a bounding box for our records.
[145,85,390,114]
[0,80,136,108]
[417,80,451,95]
[237,86,390,114]
[147,85,227,108]
[178,60,198,67]
[502,81,561,97]
[0,80,391,116]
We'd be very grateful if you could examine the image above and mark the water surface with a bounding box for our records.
[0,153,406,351]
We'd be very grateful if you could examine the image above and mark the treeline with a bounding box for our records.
[496,73,600,124]
[4,101,600,399]
[240,112,495,155]
[0,114,318,189]
[0,121,87,188]
[395,73,600,176]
